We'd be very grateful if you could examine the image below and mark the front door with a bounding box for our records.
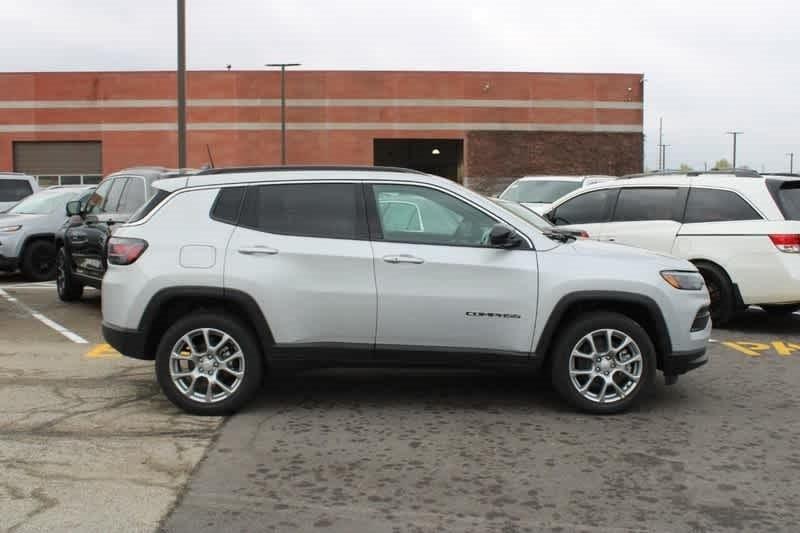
[367,183,538,356]
[224,182,377,349]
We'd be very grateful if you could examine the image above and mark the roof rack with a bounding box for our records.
[195,165,429,176]
[762,172,800,178]
[687,168,761,177]
[622,170,687,179]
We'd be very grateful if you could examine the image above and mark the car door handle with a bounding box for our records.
[383,254,424,264]
[238,246,279,256]
[601,237,616,242]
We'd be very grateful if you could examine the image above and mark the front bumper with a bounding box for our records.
[102,322,151,360]
[663,348,708,376]
[0,254,18,271]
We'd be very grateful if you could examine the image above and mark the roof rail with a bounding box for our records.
[687,168,761,177]
[622,170,687,179]
[762,172,800,178]
[195,165,429,176]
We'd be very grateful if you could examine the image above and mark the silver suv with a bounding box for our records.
[101,166,710,415]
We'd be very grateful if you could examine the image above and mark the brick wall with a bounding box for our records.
[465,131,644,195]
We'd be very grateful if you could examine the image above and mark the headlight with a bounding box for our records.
[661,270,705,291]
[0,225,21,233]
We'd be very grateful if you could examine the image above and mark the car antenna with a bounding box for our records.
[206,144,215,168]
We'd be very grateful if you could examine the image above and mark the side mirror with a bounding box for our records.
[66,200,83,217]
[489,223,523,249]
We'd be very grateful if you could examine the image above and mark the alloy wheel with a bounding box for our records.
[169,328,246,404]
[568,329,643,404]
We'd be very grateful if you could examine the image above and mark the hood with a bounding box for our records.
[563,237,696,270]
[0,213,42,227]
[521,202,551,214]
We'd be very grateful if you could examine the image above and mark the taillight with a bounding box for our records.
[769,234,800,253]
[107,237,148,265]
[578,230,590,238]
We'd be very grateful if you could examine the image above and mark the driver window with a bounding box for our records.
[372,184,497,246]
[552,189,617,226]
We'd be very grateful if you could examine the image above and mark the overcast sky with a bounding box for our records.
[3,0,799,172]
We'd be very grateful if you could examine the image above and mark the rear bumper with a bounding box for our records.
[663,348,708,376]
[102,322,151,360]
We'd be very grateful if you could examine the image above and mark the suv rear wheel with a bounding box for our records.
[56,248,84,301]
[551,312,656,414]
[155,312,264,415]
[21,240,56,282]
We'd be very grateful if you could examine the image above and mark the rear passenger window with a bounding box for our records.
[0,180,33,202]
[684,188,761,223]
[552,189,617,225]
[239,183,367,239]
[613,188,681,222]
[211,187,245,224]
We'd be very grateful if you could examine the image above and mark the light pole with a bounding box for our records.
[661,144,670,171]
[177,0,187,169]
[788,152,795,174]
[266,63,301,165]
[726,131,743,168]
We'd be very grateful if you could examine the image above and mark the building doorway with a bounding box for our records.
[373,139,463,181]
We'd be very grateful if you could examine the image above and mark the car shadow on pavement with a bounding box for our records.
[716,307,800,335]
[247,368,683,415]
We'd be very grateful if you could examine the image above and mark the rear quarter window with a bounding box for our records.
[128,189,171,223]
[769,181,800,220]
[684,188,761,223]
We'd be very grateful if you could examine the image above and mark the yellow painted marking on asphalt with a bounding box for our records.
[722,341,771,357]
[771,342,800,357]
[85,343,121,359]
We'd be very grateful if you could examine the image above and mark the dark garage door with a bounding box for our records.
[13,141,102,176]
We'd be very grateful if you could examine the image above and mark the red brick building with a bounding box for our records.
[0,70,643,193]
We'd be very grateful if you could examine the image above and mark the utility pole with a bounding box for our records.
[266,63,301,165]
[788,152,795,174]
[658,117,664,171]
[662,144,671,171]
[726,131,743,168]
[177,0,187,169]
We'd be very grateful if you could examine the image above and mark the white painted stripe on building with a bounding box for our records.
[0,98,643,110]
[0,122,643,133]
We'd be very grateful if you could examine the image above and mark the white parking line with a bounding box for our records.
[0,288,89,344]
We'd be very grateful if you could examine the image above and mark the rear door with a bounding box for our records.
[224,182,377,351]
[603,187,687,252]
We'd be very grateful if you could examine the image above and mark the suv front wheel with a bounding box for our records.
[551,312,656,414]
[56,248,84,301]
[155,312,264,415]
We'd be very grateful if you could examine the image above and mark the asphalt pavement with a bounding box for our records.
[1,272,799,532]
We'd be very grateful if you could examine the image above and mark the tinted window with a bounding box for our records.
[775,182,800,220]
[373,184,497,246]
[614,188,680,222]
[684,188,761,223]
[500,180,582,203]
[211,187,245,224]
[85,179,114,215]
[240,183,365,239]
[0,180,33,202]
[552,189,617,225]
[117,178,147,214]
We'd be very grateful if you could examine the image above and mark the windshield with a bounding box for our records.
[489,198,552,230]
[0,179,34,202]
[500,180,582,203]
[8,189,85,215]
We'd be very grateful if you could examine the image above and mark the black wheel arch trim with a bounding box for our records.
[535,290,673,363]
[21,233,56,253]
[136,286,275,360]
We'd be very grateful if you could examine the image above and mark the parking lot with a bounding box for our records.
[1,273,800,532]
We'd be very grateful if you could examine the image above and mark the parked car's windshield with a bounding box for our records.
[489,198,552,230]
[8,189,85,215]
[0,179,34,202]
[500,180,581,203]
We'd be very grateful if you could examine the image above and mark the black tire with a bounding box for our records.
[56,247,84,302]
[761,304,800,316]
[696,262,734,326]
[155,312,264,415]
[20,240,57,282]
[550,312,657,415]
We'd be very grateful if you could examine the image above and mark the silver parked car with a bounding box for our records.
[0,185,95,281]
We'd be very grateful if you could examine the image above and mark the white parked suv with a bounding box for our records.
[546,170,800,324]
[101,166,710,415]
[498,175,617,214]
